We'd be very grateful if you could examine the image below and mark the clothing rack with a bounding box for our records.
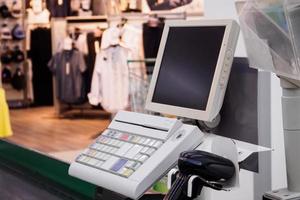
[51,13,186,117]
[66,16,108,23]
[51,17,110,117]
[108,12,187,25]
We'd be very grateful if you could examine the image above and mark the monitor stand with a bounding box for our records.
[196,114,221,132]
[263,78,300,200]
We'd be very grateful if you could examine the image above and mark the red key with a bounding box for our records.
[120,133,129,141]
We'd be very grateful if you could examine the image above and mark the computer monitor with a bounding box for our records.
[146,20,240,122]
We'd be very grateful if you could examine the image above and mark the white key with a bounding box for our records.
[134,153,142,161]
[153,141,163,149]
[95,152,103,159]
[131,162,141,170]
[81,156,89,163]
[125,161,135,168]
[148,140,156,146]
[145,148,156,156]
[113,132,122,139]
[82,157,90,164]
[139,155,149,163]
[140,147,149,154]
[82,149,89,154]
[90,143,97,149]
[103,154,111,160]
[138,138,146,144]
[96,144,104,151]
[101,156,119,170]
[115,143,134,156]
[124,144,144,159]
[143,138,151,145]
[118,167,127,175]
[114,140,121,147]
[86,158,94,165]
[101,130,111,136]
[106,146,113,152]
[77,155,86,162]
[132,136,140,143]
[88,150,97,157]
[89,158,99,166]
[109,131,117,137]
[101,146,108,152]
[107,140,113,145]
[96,161,104,167]
[101,138,110,144]
[110,147,117,153]
[117,141,125,147]
[111,148,118,154]
[98,137,107,144]
[112,140,119,146]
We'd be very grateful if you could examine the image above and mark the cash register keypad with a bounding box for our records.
[76,130,164,178]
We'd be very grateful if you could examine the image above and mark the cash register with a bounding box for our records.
[69,19,240,200]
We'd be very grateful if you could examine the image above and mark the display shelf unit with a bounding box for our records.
[0,0,29,108]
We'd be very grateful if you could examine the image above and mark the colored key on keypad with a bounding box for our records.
[76,129,165,178]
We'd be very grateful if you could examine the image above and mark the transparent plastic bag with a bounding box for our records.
[238,0,300,80]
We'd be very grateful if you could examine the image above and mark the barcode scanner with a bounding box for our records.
[164,150,235,200]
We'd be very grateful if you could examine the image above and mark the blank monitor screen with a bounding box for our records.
[152,26,226,110]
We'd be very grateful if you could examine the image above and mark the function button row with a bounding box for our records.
[100,132,164,149]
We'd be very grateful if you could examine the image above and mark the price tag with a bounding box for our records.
[94,41,100,54]
[66,62,70,75]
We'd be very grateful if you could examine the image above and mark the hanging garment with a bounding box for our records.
[46,0,71,17]
[29,28,53,106]
[75,33,89,55]
[70,0,81,15]
[88,46,130,112]
[57,33,89,55]
[143,22,164,73]
[0,88,13,138]
[92,0,107,15]
[143,22,164,59]
[27,8,50,24]
[122,24,147,95]
[89,25,146,112]
[101,25,146,81]
[86,32,102,91]
[48,49,87,104]
[26,59,34,101]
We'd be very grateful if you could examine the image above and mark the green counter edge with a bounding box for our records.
[0,139,96,199]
